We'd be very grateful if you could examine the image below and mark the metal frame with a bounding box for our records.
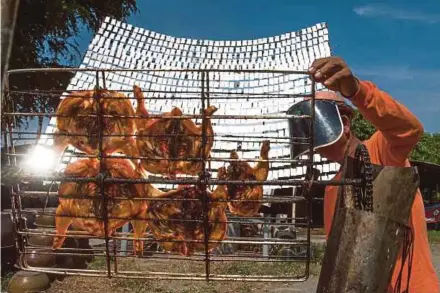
[2,67,360,282]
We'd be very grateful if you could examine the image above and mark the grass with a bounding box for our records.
[44,244,325,293]
[428,229,440,244]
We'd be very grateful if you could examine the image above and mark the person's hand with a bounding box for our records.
[308,57,360,98]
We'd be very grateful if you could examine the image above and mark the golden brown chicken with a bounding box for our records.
[53,88,138,158]
[53,158,153,255]
[134,85,217,177]
[145,170,228,256]
[220,140,270,217]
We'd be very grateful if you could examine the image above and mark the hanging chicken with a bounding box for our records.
[52,158,154,255]
[221,140,270,217]
[133,85,217,177]
[53,88,138,158]
[145,170,228,256]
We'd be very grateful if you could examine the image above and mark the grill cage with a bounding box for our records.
[2,68,358,282]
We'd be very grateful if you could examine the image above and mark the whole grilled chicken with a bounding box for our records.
[53,158,153,255]
[134,85,217,176]
[53,88,138,158]
[221,140,270,217]
[146,170,228,256]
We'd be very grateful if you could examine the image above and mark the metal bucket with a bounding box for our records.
[7,271,51,293]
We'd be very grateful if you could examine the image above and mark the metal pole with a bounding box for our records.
[96,70,112,278]
[200,70,211,281]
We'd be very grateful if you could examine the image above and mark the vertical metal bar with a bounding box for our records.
[6,77,17,166]
[4,71,25,263]
[10,185,22,260]
[101,71,107,89]
[3,130,9,165]
[304,76,316,278]
[113,237,118,274]
[200,70,210,281]
[206,71,211,186]
[206,70,210,107]
[96,70,112,278]
[5,71,24,259]
[3,72,11,165]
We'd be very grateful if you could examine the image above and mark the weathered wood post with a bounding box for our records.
[316,149,420,293]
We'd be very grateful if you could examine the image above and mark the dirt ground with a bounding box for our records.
[3,237,439,293]
[37,243,440,293]
[43,255,321,293]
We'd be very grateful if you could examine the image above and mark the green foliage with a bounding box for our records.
[410,132,440,165]
[351,110,440,165]
[11,0,138,68]
[428,230,440,244]
[3,0,138,130]
[351,110,376,141]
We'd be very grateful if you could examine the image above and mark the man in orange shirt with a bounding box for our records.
[294,56,438,292]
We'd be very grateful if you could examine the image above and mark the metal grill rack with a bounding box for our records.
[2,68,360,283]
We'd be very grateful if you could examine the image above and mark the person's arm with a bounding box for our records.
[349,80,423,164]
[308,56,424,164]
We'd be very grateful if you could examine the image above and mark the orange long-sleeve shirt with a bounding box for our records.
[323,80,439,293]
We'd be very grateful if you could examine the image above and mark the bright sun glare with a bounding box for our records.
[25,145,57,172]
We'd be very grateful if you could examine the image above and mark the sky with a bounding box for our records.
[74,0,440,132]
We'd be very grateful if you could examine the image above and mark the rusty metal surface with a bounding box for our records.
[2,68,332,282]
[316,162,420,293]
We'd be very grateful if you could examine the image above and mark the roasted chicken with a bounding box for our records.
[134,85,217,176]
[221,140,270,217]
[53,88,138,158]
[53,158,153,255]
[145,170,228,256]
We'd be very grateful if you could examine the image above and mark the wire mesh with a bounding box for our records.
[2,67,357,282]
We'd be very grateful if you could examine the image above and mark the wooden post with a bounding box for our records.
[316,165,420,293]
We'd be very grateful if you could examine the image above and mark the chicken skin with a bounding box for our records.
[134,85,217,177]
[53,158,154,255]
[221,141,270,217]
[53,88,138,158]
[145,169,228,256]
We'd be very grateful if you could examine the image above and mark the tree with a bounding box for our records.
[351,110,376,141]
[351,110,440,165]
[410,132,440,165]
[2,0,138,137]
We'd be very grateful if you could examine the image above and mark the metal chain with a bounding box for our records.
[354,144,374,212]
